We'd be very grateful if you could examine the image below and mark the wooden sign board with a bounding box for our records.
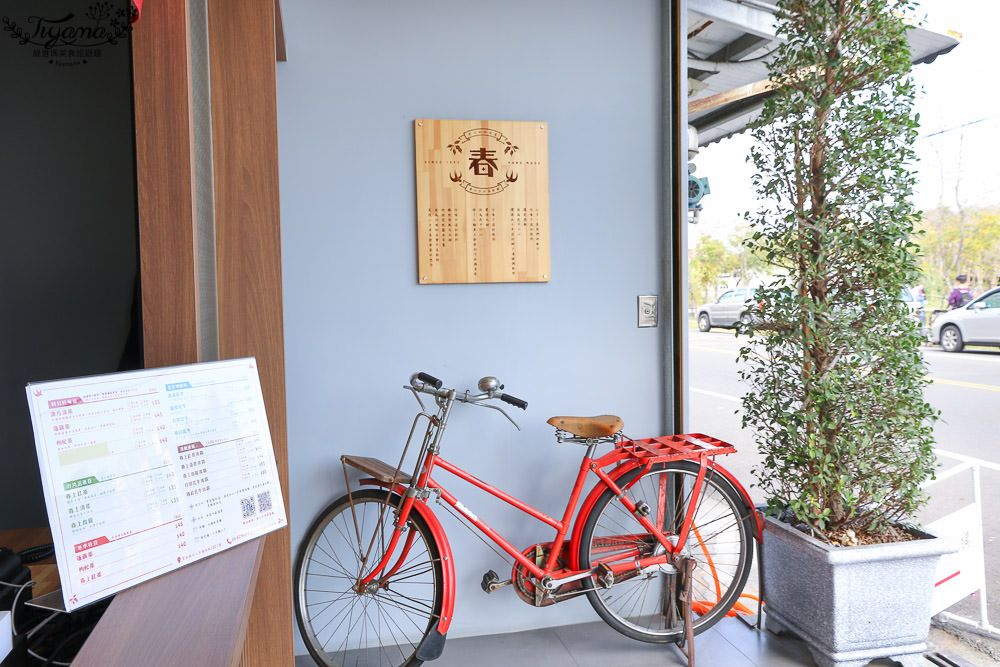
[415,119,550,284]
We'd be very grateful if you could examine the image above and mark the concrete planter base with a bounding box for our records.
[761,514,956,667]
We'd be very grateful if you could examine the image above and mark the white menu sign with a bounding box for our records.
[26,358,287,611]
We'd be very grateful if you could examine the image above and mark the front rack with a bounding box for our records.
[342,455,412,485]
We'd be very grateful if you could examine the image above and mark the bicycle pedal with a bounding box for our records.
[481,569,499,593]
[480,569,510,594]
[597,563,615,589]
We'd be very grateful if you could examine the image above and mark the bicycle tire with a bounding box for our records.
[294,489,444,667]
[577,460,753,643]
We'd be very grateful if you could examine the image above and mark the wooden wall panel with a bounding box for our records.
[133,0,201,368]
[206,1,293,665]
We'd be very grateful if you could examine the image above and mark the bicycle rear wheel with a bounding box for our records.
[577,460,753,643]
[294,489,444,667]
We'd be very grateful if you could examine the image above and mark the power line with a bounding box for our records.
[921,116,992,139]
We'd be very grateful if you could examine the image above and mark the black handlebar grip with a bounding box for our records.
[500,393,528,410]
[416,372,443,389]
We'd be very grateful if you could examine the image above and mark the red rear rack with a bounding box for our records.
[595,432,736,468]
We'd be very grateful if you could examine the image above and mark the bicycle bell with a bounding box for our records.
[478,376,502,392]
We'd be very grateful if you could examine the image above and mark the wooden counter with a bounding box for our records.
[0,528,265,667]
[72,537,265,667]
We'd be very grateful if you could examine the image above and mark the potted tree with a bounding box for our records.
[738,1,955,665]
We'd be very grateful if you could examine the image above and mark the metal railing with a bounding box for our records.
[924,449,1000,640]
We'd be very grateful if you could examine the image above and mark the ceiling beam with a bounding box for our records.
[706,31,769,63]
[688,0,777,39]
[688,77,775,114]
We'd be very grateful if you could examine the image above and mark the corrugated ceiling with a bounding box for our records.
[687,0,961,146]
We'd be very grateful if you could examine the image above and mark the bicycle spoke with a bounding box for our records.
[303,571,361,587]
[316,599,356,654]
[624,577,652,626]
[375,592,435,634]
[333,593,369,657]
[320,532,362,583]
[384,557,438,582]
[377,605,420,657]
[363,600,398,665]
[376,588,436,617]
[305,587,356,618]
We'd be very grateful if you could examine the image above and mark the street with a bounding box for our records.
[687,328,1000,629]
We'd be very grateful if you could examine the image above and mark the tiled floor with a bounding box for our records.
[424,617,811,666]
[295,616,981,666]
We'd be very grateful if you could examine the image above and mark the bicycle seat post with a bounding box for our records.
[548,415,624,460]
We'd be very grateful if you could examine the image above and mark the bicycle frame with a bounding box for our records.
[430,452,688,581]
[362,443,747,575]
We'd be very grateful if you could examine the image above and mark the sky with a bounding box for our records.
[691,0,1000,246]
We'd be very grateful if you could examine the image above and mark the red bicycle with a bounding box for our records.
[294,373,760,667]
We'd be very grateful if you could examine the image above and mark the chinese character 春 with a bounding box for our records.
[468,148,498,177]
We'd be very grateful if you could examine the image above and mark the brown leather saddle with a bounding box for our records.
[546,415,623,439]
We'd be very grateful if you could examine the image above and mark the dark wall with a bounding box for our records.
[1,0,140,529]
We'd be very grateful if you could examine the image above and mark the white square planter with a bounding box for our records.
[762,514,956,667]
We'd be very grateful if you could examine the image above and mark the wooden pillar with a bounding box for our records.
[133,0,291,662]
[133,0,201,368]
[206,0,292,664]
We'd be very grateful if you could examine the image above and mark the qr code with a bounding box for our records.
[241,496,256,518]
[258,491,272,513]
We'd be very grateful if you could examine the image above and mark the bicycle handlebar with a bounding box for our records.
[415,372,443,389]
[409,372,527,410]
[500,393,528,410]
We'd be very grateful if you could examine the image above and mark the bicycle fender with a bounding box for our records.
[358,479,457,633]
[705,461,763,543]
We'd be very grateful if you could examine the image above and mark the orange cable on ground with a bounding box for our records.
[690,524,758,617]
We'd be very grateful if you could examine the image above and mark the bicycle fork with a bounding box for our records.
[351,506,420,594]
[348,479,457,661]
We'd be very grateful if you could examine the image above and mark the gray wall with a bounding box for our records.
[278,0,665,642]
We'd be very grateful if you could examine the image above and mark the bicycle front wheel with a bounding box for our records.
[577,460,753,643]
[294,489,444,667]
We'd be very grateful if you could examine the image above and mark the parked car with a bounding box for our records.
[899,287,921,322]
[696,288,761,332]
[930,286,1000,352]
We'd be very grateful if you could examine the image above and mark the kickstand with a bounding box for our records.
[674,556,697,666]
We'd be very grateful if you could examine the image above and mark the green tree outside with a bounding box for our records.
[688,231,766,308]
[688,237,737,306]
[915,206,1000,307]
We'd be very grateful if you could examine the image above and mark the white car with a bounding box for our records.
[696,288,761,332]
[931,286,1000,352]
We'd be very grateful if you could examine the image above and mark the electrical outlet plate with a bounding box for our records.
[637,295,658,328]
